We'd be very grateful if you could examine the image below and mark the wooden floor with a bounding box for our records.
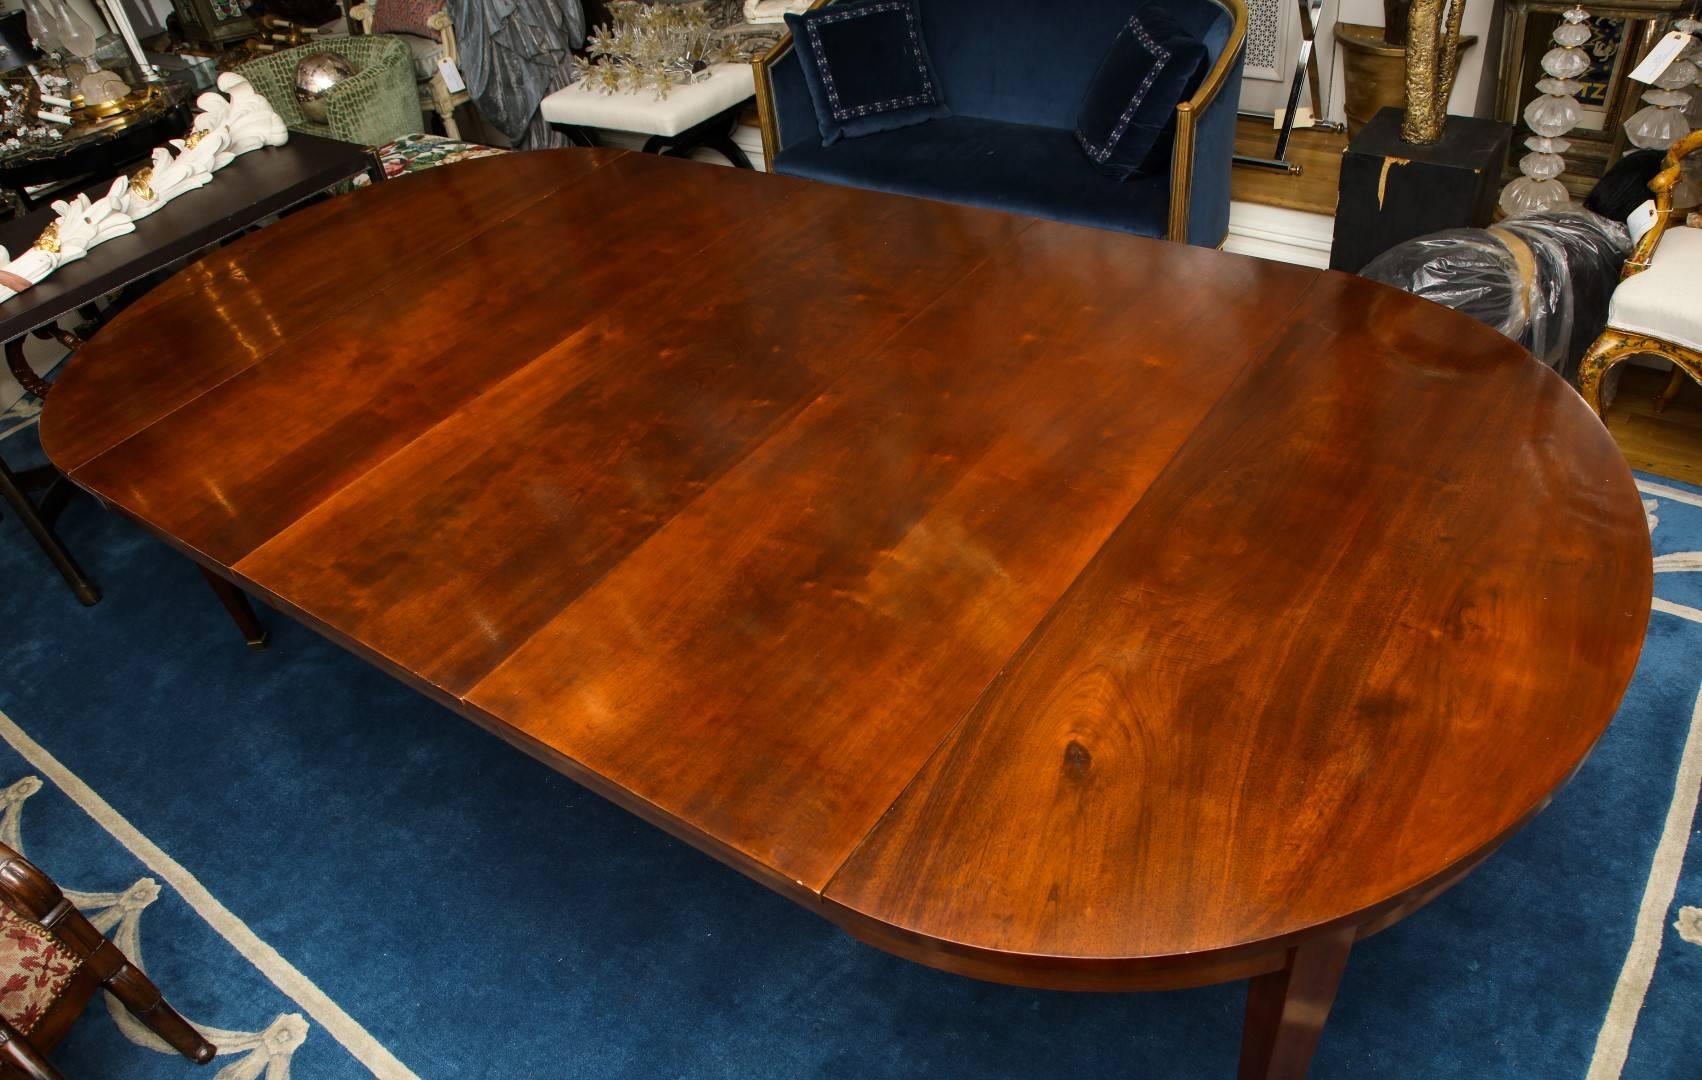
[1230,117,1346,216]
[1606,366,1702,486]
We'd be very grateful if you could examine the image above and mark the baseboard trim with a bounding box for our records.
[1224,201,1334,268]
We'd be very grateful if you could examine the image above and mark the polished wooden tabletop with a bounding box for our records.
[42,149,1651,1073]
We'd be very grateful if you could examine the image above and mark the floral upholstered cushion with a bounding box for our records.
[0,904,80,1035]
[373,133,509,180]
[372,0,445,40]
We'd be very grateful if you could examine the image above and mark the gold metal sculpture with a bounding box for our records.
[1401,0,1467,143]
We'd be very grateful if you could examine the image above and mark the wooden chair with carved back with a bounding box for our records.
[0,844,213,1079]
[1579,130,1702,415]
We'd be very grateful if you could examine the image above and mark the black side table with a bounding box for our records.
[1329,106,1514,274]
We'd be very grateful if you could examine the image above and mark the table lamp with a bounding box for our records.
[22,0,130,105]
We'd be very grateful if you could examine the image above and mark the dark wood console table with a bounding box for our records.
[1,131,378,610]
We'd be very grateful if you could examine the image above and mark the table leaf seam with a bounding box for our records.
[64,151,629,485]
[813,270,1324,909]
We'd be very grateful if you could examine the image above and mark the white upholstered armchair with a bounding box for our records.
[1579,130,1702,416]
[349,0,470,139]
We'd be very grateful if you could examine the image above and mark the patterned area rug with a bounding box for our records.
[0,408,1698,1078]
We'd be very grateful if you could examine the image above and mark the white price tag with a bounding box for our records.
[1629,30,1692,84]
[1628,199,1659,243]
[437,59,466,95]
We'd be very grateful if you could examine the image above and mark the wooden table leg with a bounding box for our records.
[1655,366,1687,414]
[197,566,269,650]
[4,337,51,401]
[0,456,99,606]
[1237,924,1355,1080]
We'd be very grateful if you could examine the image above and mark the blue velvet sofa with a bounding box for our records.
[754,0,1247,247]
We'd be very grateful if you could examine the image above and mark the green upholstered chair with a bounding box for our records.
[238,35,424,148]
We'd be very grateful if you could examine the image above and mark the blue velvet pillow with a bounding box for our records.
[784,0,950,146]
[1074,7,1209,180]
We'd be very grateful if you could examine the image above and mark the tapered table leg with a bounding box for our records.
[1238,924,1355,1080]
[0,457,99,606]
[197,566,269,649]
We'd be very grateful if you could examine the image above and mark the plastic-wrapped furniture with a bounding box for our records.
[754,0,1247,247]
[1579,131,1702,417]
[0,843,215,1078]
[238,35,423,148]
[349,0,469,139]
[1360,210,1629,380]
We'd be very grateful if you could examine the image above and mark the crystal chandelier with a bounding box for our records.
[1500,5,1593,217]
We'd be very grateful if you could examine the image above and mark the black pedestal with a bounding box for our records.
[1329,107,1514,273]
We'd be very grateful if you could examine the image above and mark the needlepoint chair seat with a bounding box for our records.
[0,843,214,1079]
[0,907,80,1038]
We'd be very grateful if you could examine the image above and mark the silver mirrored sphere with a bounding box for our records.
[294,51,357,124]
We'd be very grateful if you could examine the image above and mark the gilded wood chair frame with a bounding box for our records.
[751,0,1249,245]
[0,844,214,1077]
[1578,129,1702,416]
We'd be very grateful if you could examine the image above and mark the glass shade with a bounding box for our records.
[23,0,99,59]
[1519,152,1567,181]
[1500,176,1571,216]
[1541,45,1591,80]
[1624,102,1692,149]
[1526,93,1583,137]
[1654,58,1698,92]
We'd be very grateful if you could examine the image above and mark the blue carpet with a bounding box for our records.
[0,409,1698,1079]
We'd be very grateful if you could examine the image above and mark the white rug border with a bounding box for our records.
[1586,679,1702,1078]
[1637,479,1702,509]
[0,707,418,1080]
[1652,597,1702,624]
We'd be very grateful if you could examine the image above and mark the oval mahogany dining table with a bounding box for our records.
[40,149,1652,1078]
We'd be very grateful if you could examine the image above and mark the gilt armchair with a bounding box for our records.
[237,34,424,148]
[1579,130,1702,416]
[350,0,470,140]
[0,843,214,1078]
